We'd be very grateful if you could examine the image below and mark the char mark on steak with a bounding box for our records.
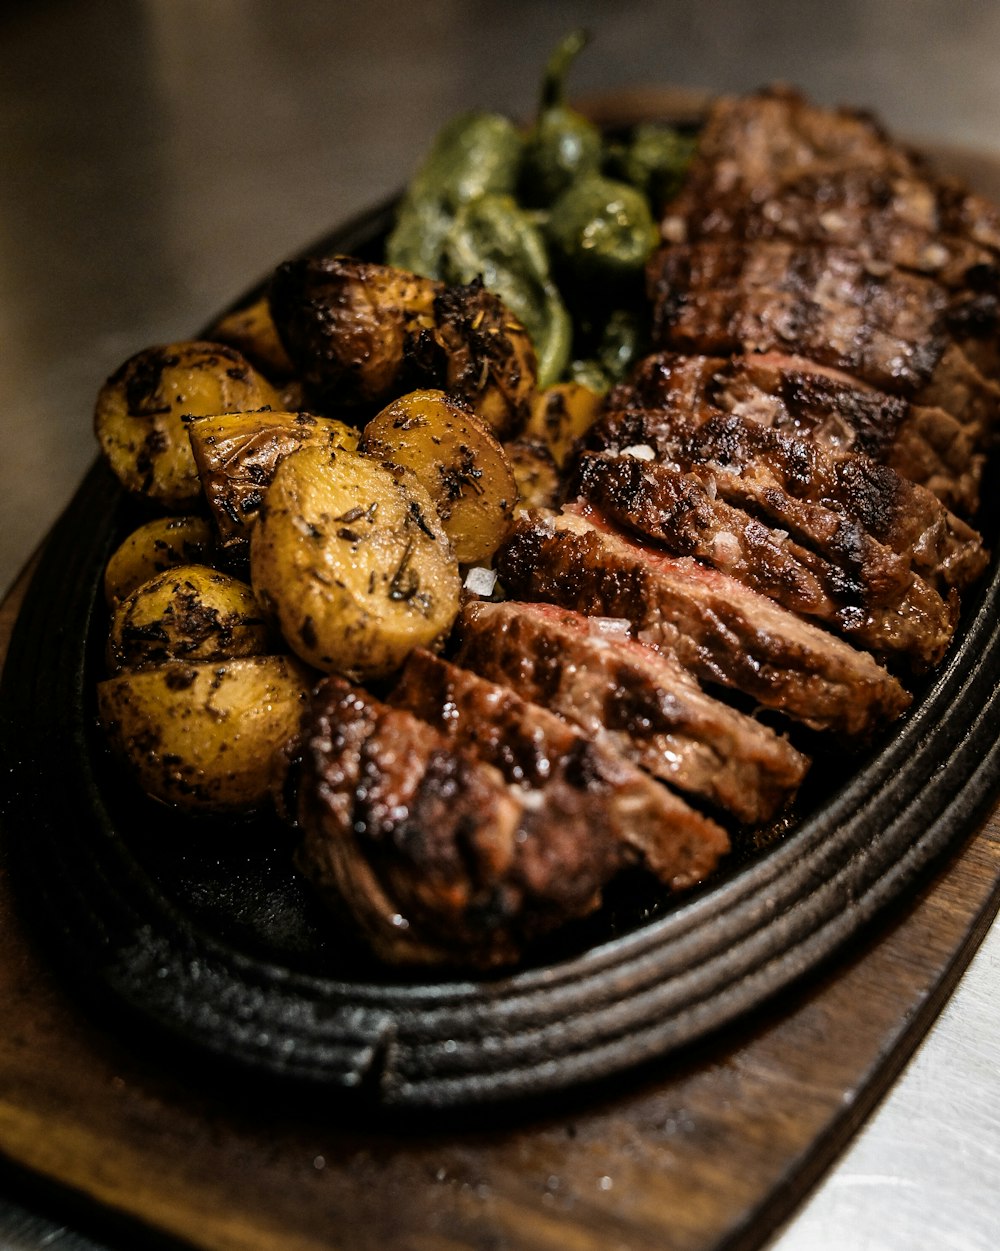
[582,391,988,596]
[391,649,730,890]
[453,599,809,825]
[648,241,949,396]
[571,451,957,670]
[296,675,723,969]
[494,509,911,738]
[607,350,985,516]
[663,86,1000,294]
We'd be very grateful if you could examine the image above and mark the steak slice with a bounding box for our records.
[582,400,987,595]
[494,509,911,737]
[648,240,949,396]
[610,350,983,515]
[572,451,956,670]
[297,675,699,969]
[453,599,809,824]
[665,86,1000,288]
[391,649,729,887]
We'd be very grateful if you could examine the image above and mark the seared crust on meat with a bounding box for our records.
[391,649,730,888]
[572,452,957,670]
[454,599,808,824]
[494,509,911,737]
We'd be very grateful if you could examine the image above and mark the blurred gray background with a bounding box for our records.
[1,2,999,1249]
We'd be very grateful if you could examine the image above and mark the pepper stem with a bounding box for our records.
[539,29,590,113]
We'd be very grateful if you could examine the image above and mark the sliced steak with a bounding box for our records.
[583,399,987,596]
[453,599,809,824]
[494,509,911,737]
[297,675,713,968]
[572,451,956,670]
[648,240,949,396]
[665,86,1000,290]
[391,649,729,888]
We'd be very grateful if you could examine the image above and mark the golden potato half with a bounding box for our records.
[107,564,272,672]
[94,340,282,507]
[525,381,605,468]
[103,515,215,607]
[361,390,517,565]
[251,444,460,680]
[97,655,313,813]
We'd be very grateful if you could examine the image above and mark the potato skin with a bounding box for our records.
[107,564,272,672]
[250,444,461,680]
[503,437,561,512]
[525,380,605,468]
[103,515,215,607]
[186,410,358,556]
[361,390,516,565]
[97,656,313,812]
[269,256,536,437]
[94,341,282,507]
[206,294,296,379]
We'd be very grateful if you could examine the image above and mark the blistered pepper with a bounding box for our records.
[545,173,659,291]
[441,192,572,388]
[386,112,524,277]
[520,30,603,208]
[607,123,698,211]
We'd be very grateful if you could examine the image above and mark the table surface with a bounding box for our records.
[2,2,999,1248]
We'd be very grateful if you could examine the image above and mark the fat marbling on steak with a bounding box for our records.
[453,599,809,825]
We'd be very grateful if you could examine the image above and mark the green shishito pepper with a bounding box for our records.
[608,123,698,211]
[441,193,572,388]
[520,29,603,208]
[545,174,659,290]
[386,111,523,277]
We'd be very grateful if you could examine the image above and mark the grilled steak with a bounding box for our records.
[298,675,712,968]
[582,399,987,596]
[649,240,950,396]
[391,649,730,887]
[453,599,809,824]
[609,350,983,515]
[494,508,911,736]
[663,85,1000,291]
[572,451,956,669]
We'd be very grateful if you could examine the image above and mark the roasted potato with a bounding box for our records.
[360,390,517,565]
[107,564,272,672]
[94,341,282,507]
[103,515,215,607]
[206,294,296,379]
[525,380,605,468]
[251,444,461,680]
[269,255,537,437]
[186,410,358,556]
[503,437,561,512]
[97,655,313,812]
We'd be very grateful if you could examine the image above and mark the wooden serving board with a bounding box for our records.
[2,551,1000,1251]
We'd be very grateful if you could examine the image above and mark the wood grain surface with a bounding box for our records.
[2,552,1000,1251]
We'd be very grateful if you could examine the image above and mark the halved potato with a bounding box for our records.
[525,381,605,468]
[107,564,272,672]
[206,294,296,379]
[503,437,561,512]
[94,341,282,507]
[360,390,517,565]
[250,444,460,680]
[103,515,215,607]
[97,655,313,812]
[186,410,358,556]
